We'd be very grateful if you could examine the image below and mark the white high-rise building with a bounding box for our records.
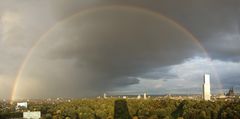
[143,93,147,99]
[103,93,107,99]
[203,74,211,100]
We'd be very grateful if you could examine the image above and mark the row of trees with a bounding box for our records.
[1,99,240,119]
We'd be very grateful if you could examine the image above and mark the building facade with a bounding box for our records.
[203,74,211,100]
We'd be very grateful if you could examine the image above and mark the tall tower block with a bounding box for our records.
[104,93,107,99]
[143,93,147,99]
[203,74,211,100]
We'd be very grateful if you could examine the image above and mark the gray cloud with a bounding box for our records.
[133,57,240,94]
[15,8,204,98]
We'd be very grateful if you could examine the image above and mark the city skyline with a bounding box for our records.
[0,0,240,99]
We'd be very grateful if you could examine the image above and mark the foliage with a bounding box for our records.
[1,99,240,119]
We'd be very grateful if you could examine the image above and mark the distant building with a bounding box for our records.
[16,102,27,110]
[203,74,211,100]
[23,111,41,119]
[144,93,147,99]
[137,94,141,99]
[216,94,226,99]
[123,96,127,99]
[226,87,235,96]
[104,93,107,99]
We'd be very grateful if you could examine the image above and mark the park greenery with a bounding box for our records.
[1,98,240,119]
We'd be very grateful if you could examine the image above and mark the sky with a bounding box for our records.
[0,0,240,99]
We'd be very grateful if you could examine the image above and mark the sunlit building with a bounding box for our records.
[137,94,141,99]
[144,93,147,99]
[104,93,107,99]
[23,111,41,119]
[203,74,211,100]
[16,102,27,110]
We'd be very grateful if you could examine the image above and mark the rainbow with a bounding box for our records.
[10,5,220,102]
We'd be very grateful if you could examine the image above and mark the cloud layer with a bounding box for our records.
[120,57,240,95]
[15,8,204,98]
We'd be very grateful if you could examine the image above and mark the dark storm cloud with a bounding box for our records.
[136,67,177,80]
[108,0,240,61]
[17,8,205,98]
[152,0,240,61]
